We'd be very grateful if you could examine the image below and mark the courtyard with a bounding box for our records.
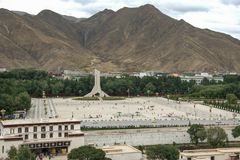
[27,97,240,127]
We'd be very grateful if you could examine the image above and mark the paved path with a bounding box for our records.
[26,98,58,119]
[81,118,238,128]
[42,155,66,160]
[27,97,240,128]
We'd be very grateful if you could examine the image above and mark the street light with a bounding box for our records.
[209,106,212,120]
[167,95,170,104]
[135,111,140,116]
[194,103,196,119]
[117,112,122,117]
[79,90,82,96]
[147,90,150,97]
[1,109,6,120]
[127,89,130,98]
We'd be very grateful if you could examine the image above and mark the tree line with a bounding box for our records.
[187,124,240,148]
[1,69,239,115]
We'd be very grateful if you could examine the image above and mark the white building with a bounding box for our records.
[180,148,240,160]
[101,145,143,160]
[63,70,88,79]
[180,73,223,85]
[0,68,6,73]
[0,118,84,158]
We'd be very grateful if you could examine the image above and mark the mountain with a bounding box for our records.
[0,4,240,72]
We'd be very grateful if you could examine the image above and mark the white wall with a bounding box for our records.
[106,152,142,160]
[0,139,22,159]
[85,126,240,147]
[85,128,190,146]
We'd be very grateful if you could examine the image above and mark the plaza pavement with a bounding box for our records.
[26,97,240,128]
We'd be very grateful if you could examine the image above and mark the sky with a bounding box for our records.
[0,0,240,39]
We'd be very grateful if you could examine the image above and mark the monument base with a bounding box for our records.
[84,69,109,97]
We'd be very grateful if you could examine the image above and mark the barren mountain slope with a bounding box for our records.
[0,4,240,72]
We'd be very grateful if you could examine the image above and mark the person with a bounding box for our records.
[39,153,43,160]
[48,154,52,160]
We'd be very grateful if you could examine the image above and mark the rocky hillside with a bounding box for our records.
[0,4,240,72]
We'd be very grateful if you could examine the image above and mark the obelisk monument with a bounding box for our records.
[84,69,109,97]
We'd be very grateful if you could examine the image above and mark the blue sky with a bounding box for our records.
[1,0,240,39]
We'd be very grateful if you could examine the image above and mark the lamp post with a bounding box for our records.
[24,108,27,119]
[135,111,140,116]
[79,90,82,96]
[127,89,130,98]
[209,106,212,120]
[186,112,191,126]
[233,113,237,125]
[117,112,121,117]
[147,90,150,97]
[1,109,6,120]
[194,103,196,119]
[179,98,181,104]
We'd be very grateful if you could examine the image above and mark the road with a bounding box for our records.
[26,98,58,119]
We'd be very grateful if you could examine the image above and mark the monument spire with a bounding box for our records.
[84,69,109,97]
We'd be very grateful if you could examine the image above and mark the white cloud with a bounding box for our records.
[0,0,240,39]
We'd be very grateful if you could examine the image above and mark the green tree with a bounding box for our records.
[146,145,179,160]
[201,77,210,85]
[68,146,111,160]
[8,146,17,160]
[187,124,207,145]
[144,82,156,95]
[8,145,35,160]
[51,81,64,96]
[15,92,31,110]
[207,127,228,147]
[226,93,238,104]
[232,125,240,138]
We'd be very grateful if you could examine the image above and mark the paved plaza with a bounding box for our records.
[27,97,240,127]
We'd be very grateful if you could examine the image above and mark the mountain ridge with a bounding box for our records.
[0,4,240,72]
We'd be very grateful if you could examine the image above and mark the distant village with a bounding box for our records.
[1,67,239,85]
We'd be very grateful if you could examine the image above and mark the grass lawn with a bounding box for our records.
[72,96,126,101]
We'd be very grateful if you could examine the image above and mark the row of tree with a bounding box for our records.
[1,69,239,115]
[187,124,240,147]
[0,79,31,115]
[189,83,240,99]
[145,145,179,160]
[202,93,239,113]
[8,144,179,160]
[0,69,49,80]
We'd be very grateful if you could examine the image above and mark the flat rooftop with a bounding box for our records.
[181,148,240,157]
[100,145,141,155]
[0,118,81,127]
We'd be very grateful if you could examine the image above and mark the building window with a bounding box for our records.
[58,125,62,131]
[33,134,37,139]
[50,133,53,138]
[65,125,68,130]
[2,146,4,153]
[64,133,68,137]
[10,128,15,134]
[58,132,62,137]
[49,126,53,131]
[71,125,74,130]
[25,127,28,133]
[33,126,37,132]
[41,126,46,132]
[25,135,28,140]
[211,156,215,160]
[41,134,46,138]
[18,128,22,133]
